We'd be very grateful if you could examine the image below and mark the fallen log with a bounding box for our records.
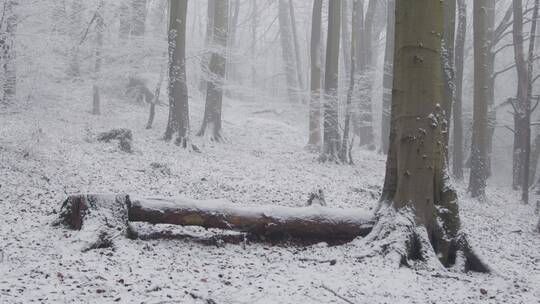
[56,194,374,249]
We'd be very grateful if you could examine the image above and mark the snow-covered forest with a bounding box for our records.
[1,0,539,303]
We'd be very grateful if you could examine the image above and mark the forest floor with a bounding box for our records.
[1,83,539,304]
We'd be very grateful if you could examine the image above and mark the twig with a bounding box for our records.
[321,285,357,304]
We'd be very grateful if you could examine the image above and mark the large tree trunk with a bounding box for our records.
[380,0,395,154]
[452,0,466,179]
[2,0,17,106]
[378,0,488,272]
[197,0,228,142]
[57,194,374,248]
[278,0,300,103]
[92,3,105,116]
[469,0,493,199]
[164,0,190,147]
[320,0,341,162]
[307,0,323,148]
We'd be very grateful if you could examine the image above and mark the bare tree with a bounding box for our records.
[198,0,229,141]
[452,0,467,179]
[278,0,300,103]
[92,2,105,116]
[308,0,323,148]
[320,0,341,162]
[165,0,190,147]
[469,0,494,198]
[378,0,488,272]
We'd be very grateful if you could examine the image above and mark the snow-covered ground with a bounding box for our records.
[1,83,539,303]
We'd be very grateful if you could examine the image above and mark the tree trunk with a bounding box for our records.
[452,0,466,179]
[308,0,323,148]
[340,0,360,164]
[2,0,17,106]
[355,0,377,150]
[340,0,351,90]
[522,0,539,203]
[199,0,215,94]
[92,3,105,116]
[469,0,493,198]
[278,0,300,103]
[198,0,228,142]
[225,0,240,97]
[380,0,395,154]
[164,0,190,147]
[320,0,341,162]
[442,0,456,148]
[378,0,488,272]
[57,194,374,247]
[289,0,305,103]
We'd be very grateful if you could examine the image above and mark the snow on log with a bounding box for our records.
[57,194,374,247]
[128,197,374,243]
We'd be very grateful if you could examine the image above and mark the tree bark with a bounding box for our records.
[320,0,341,162]
[164,0,190,147]
[308,0,323,148]
[522,0,539,203]
[442,0,456,148]
[380,0,395,154]
[379,0,488,272]
[278,0,300,103]
[198,0,228,142]
[57,194,374,246]
[452,0,466,179]
[469,0,493,198]
[132,0,147,37]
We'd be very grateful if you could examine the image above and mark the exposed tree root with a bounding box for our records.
[364,206,489,273]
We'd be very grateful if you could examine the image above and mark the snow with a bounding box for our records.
[134,196,373,225]
[1,83,540,303]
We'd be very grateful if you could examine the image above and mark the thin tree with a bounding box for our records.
[289,0,305,102]
[320,0,341,162]
[442,0,456,145]
[164,0,190,147]
[522,0,539,203]
[354,0,379,150]
[199,0,215,94]
[198,0,229,141]
[278,0,300,103]
[307,0,323,148]
[92,2,105,116]
[469,0,493,198]
[452,0,466,179]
